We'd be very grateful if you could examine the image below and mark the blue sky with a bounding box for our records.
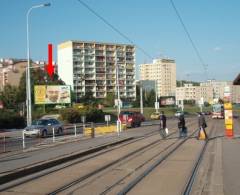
[0,0,239,81]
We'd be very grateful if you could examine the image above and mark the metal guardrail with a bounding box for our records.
[0,117,182,154]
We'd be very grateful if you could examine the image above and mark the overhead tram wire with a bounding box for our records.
[76,0,153,60]
[169,0,209,80]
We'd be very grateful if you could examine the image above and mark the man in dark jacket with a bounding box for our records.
[178,113,186,138]
[159,111,167,138]
[198,112,208,139]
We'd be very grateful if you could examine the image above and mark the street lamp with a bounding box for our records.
[155,79,159,112]
[26,3,50,126]
[115,50,121,135]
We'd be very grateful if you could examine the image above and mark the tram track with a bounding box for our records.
[0,119,197,194]
[46,121,197,195]
[116,120,215,195]
[0,120,182,191]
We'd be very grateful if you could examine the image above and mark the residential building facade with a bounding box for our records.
[57,40,136,100]
[0,59,56,90]
[176,84,213,104]
[200,80,232,100]
[140,59,176,97]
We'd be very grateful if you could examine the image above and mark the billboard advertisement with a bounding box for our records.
[34,85,71,104]
[160,96,175,106]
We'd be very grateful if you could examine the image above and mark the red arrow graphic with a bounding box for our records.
[45,44,54,78]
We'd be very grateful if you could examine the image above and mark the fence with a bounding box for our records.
[0,121,119,154]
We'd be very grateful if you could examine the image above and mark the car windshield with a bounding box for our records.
[120,111,133,116]
[32,120,48,126]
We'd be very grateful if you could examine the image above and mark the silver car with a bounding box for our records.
[24,118,64,137]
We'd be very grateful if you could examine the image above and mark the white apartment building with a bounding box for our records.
[176,84,213,104]
[57,41,136,100]
[200,80,232,100]
[140,59,176,97]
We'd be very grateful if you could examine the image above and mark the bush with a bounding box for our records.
[60,108,82,123]
[60,107,106,123]
[0,110,25,129]
[86,109,104,123]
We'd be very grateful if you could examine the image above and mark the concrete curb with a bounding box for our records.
[0,136,134,186]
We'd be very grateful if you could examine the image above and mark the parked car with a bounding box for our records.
[24,118,64,137]
[119,111,145,128]
[150,112,160,120]
[175,111,182,117]
[203,111,212,115]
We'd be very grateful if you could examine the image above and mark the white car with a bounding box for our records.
[175,111,182,117]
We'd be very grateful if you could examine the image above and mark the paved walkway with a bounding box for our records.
[0,124,160,178]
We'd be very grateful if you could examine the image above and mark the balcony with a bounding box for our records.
[95,44,105,50]
[84,43,94,49]
[96,81,105,86]
[95,56,105,62]
[95,51,105,56]
[107,87,115,92]
[106,57,115,62]
[96,77,105,80]
[106,45,115,51]
[73,43,84,49]
[126,46,134,52]
[126,72,134,76]
[73,57,84,62]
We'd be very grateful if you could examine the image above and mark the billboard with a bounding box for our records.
[160,96,175,106]
[34,85,71,104]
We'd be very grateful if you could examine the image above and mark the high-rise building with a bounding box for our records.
[57,41,136,100]
[140,59,176,97]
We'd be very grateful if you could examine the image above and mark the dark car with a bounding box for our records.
[24,118,64,137]
[119,111,145,128]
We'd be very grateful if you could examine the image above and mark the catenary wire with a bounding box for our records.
[169,0,208,79]
[76,0,153,60]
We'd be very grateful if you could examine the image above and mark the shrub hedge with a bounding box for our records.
[0,110,25,129]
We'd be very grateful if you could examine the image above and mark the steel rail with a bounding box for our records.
[117,130,198,195]
[48,121,196,194]
[182,122,215,195]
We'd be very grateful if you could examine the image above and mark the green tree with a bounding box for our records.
[145,89,155,107]
[132,85,140,107]
[0,84,20,110]
[18,68,65,104]
[79,91,99,106]
[104,92,115,107]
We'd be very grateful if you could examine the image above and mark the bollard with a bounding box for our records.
[74,124,77,137]
[91,122,95,138]
[53,127,55,142]
[22,130,25,150]
[83,122,85,135]
[3,136,6,153]
[117,120,120,136]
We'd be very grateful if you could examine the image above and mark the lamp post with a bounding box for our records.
[155,79,159,112]
[26,3,50,126]
[115,49,121,135]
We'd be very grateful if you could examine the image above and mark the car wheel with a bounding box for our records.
[138,122,141,127]
[42,130,47,138]
[131,122,135,128]
[58,127,63,135]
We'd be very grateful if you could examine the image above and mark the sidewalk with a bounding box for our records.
[0,132,133,177]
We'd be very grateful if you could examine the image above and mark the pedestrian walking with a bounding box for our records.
[159,111,167,138]
[178,113,187,138]
[198,112,208,139]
